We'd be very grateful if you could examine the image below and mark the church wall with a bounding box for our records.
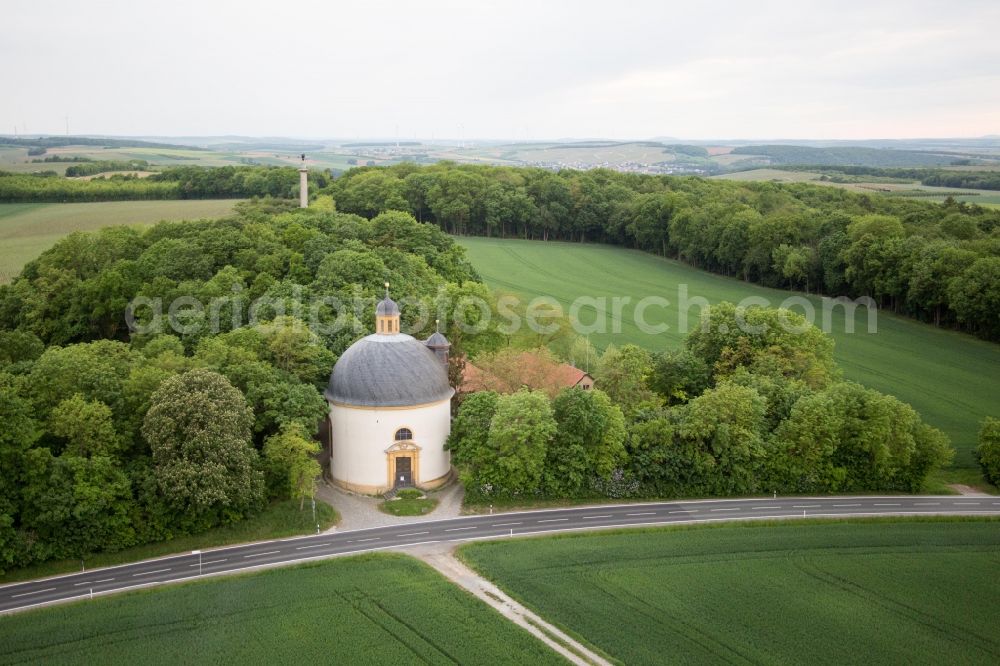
[329,397,452,494]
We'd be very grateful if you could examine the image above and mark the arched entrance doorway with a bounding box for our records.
[386,428,420,489]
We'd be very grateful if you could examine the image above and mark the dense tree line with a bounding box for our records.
[325,163,1000,340]
[449,304,952,502]
[780,165,1000,191]
[65,160,150,177]
[0,205,484,572]
[0,166,330,202]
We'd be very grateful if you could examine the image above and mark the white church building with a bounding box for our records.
[324,292,454,494]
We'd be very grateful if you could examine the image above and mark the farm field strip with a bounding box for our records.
[0,200,240,282]
[460,520,1000,666]
[0,554,564,665]
[458,237,1000,466]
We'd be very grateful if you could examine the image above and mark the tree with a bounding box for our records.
[48,394,121,457]
[484,390,556,495]
[20,448,135,559]
[676,382,767,495]
[0,374,39,570]
[263,424,321,509]
[447,391,501,493]
[977,417,1000,486]
[545,388,626,494]
[773,382,952,492]
[594,344,656,409]
[649,349,711,405]
[686,302,837,389]
[26,340,138,425]
[141,369,264,529]
[948,257,1000,340]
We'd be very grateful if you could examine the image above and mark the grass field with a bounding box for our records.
[0,200,239,282]
[457,237,1000,468]
[0,553,562,665]
[461,519,1000,665]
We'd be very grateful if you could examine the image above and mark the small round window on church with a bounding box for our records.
[394,428,413,441]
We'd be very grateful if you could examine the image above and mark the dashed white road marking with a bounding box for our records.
[397,531,430,537]
[710,508,739,512]
[751,506,775,510]
[537,518,569,523]
[793,505,821,508]
[11,587,56,598]
[627,512,657,516]
[189,558,228,565]
[914,502,941,506]
[582,515,613,519]
[873,503,901,507]
[832,504,862,507]
[295,544,328,550]
[491,522,522,527]
[444,526,477,532]
[670,510,697,514]
[73,581,93,587]
[354,538,379,543]
[132,568,171,577]
[954,502,980,505]
[243,551,281,558]
[95,578,115,583]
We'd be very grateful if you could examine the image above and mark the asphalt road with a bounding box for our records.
[2,495,998,614]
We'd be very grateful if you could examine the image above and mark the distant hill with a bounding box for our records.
[0,136,204,151]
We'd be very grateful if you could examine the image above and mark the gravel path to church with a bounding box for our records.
[316,480,465,531]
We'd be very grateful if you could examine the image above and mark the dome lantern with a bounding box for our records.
[376,282,400,335]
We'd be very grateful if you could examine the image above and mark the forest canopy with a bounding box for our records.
[323,162,1000,340]
[0,204,483,572]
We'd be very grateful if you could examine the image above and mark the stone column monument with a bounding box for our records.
[299,153,308,208]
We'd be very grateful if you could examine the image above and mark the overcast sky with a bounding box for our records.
[3,0,998,141]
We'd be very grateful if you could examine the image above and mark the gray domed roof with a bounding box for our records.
[326,333,454,407]
[376,297,399,316]
[425,331,450,348]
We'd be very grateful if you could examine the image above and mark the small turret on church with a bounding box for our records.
[376,282,400,335]
[424,319,450,369]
